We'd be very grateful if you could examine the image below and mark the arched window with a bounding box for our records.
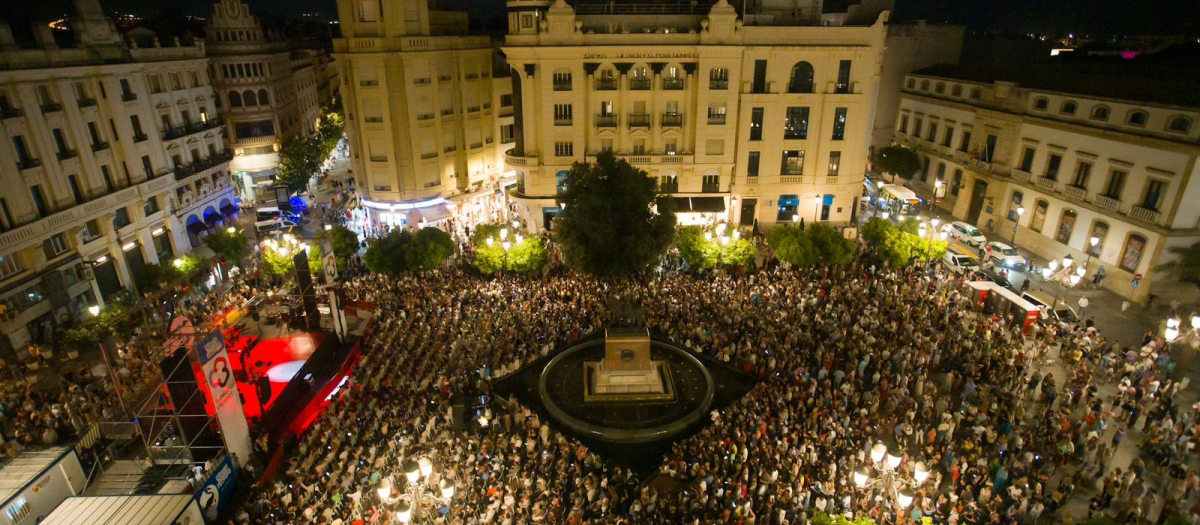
[1033,97,1049,110]
[951,85,963,97]
[1030,199,1048,232]
[1089,221,1108,256]
[243,89,257,106]
[935,82,945,94]
[1119,234,1146,272]
[920,80,930,91]
[1126,110,1148,127]
[228,91,242,107]
[1007,191,1024,221]
[1168,116,1191,133]
[516,171,526,195]
[258,89,269,105]
[555,170,569,195]
[906,78,915,89]
[1091,105,1110,121]
[788,62,814,93]
[970,88,981,99]
[660,170,679,192]
[1060,101,1077,115]
[1055,208,1077,244]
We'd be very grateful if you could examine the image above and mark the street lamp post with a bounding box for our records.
[377,457,456,524]
[875,180,885,218]
[1012,206,1025,245]
[1041,255,1084,311]
[1084,236,1100,281]
[854,442,933,524]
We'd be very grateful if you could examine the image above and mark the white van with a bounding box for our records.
[254,218,298,234]
[1021,290,1081,330]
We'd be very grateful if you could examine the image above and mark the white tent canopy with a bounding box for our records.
[40,495,201,525]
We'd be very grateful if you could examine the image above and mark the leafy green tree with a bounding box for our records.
[861,217,892,247]
[261,248,295,280]
[875,145,921,182]
[864,219,948,267]
[307,245,325,280]
[363,230,409,275]
[472,224,548,275]
[553,152,676,275]
[675,226,755,270]
[1156,242,1200,291]
[204,229,250,264]
[277,136,322,193]
[806,223,855,264]
[811,512,877,525]
[327,224,360,270]
[363,228,456,275]
[769,225,819,268]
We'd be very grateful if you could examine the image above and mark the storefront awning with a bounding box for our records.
[418,204,453,223]
[220,203,239,216]
[186,221,207,234]
[673,196,726,213]
[203,213,222,225]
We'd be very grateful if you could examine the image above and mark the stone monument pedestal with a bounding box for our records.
[585,327,672,402]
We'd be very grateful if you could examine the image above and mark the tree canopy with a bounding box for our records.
[875,145,921,181]
[768,223,854,267]
[276,102,345,193]
[860,217,948,267]
[553,152,676,275]
[674,225,755,271]
[363,228,456,275]
[326,224,360,271]
[1156,242,1200,291]
[471,224,549,275]
[203,229,250,264]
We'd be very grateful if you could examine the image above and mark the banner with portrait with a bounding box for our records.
[196,331,253,464]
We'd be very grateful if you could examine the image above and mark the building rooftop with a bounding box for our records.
[911,57,1200,108]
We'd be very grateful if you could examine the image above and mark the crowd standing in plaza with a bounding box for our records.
[223,255,1198,525]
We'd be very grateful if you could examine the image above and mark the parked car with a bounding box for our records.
[948,221,988,247]
[942,251,979,275]
[985,242,1026,270]
[254,218,298,234]
[971,268,1014,290]
[1021,290,1082,330]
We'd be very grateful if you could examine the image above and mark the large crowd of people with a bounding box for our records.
[226,261,1197,525]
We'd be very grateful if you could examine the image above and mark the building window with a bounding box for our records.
[660,173,679,193]
[958,130,971,153]
[1091,106,1110,121]
[784,107,809,139]
[747,152,760,178]
[555,171,569,194]
[552,71,572,91]
[951,85,963,97]
[831,108,847,141]
[913,118,923,138]
[1072,161,1092,188]
[970,88,981,99]
[898,114,909,134]
[500,124,515,144]
[500,94,513,107]
[632,140,646,155]
[906,78,915,89]
[554,142,573,157]
[1008,191,1023,221]
[1168,116,1191,133]
[920,80,930,91]
[836,60,851,93]
[749,107,763,141]
[781,151,804,176]
[1044,154,1062,180]
[920,157,929,182]
[788,62,814,93]
[951,169,962,196]
[1029,199,1048,232]
[1060,101,1077,115]
[1103,170,1126,200]
[553,104,573,125]
[1119,234,1146,272]
[143,195,160,215]
[67,175,84,204]
[935,82,945,94]
[142,155,153,178]
[1055,209,1076,244]
[827,151,841,178]
[942,126,954,147]
[1089,221,1108,256]
[600,139,613,152]
[709,68,728,90]
[0,254,21,280]
[1142,179,1166,210]
[30,185,49,218]
[113,207,131,229]
[1127,110,1148,127]
[1018,147,1035,172]
[702,174,719,193]
[926,122,938,142]
[777,195,799,221]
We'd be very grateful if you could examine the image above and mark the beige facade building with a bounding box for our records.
[332,0,507,228]
[895,64,1200,302]
[207,0,338,202]
[500,0,891,232]
[0,0,236,356]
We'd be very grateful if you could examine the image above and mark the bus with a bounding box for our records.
[877,184,923,219]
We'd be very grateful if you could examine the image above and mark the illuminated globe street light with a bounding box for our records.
[854,441,934,523]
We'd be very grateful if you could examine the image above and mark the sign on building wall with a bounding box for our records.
[196,332,253,467]
[193,455,237,523]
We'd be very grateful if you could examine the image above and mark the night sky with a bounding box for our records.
[7,0,1200,37]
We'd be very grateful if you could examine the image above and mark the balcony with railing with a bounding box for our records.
[1130,205,1160,224]
[56,149,77,161]
[1036,177,1058,192]
[662,78,684,90]
[628,114,650,129]
[707,114,726,125]
[173,150,233,181]
[16,158,41,171]
[709,79,728,90]
[0,107,22,119]
[595,115,617,128]
[595,78,617,91]
[1010,169,1031,183]
[91,141,110,152]
[40,103,63,113]
[417,113,434,121]
[661,113,682,127]
[780,176,804,184]
[121,92,138,102]
[630,79,651,91]
[554,117,572,126]
[1094,194,1120,212]
[77,98,97,108]
[504,149,538,168]
[553,82,571,91]
[133,133,148,143]
[1063,184,1087,201]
